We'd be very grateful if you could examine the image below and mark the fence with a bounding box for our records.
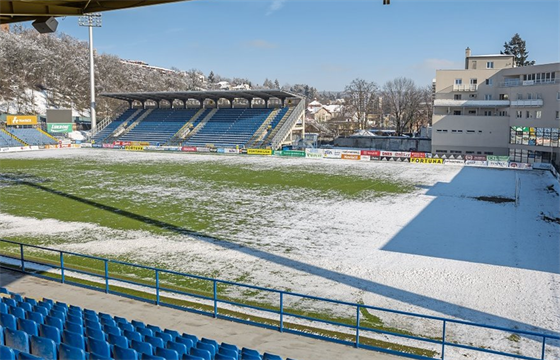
[0,239,557,360]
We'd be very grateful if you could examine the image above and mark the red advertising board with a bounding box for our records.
[410,152,426,158]
[361,150,380,156]
[181,146,197,152]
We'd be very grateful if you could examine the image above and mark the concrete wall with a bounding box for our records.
[333,136,431,152]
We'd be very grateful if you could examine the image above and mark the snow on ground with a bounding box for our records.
[1,149,559,358]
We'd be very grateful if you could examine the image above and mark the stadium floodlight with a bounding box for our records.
[78,13,102,136]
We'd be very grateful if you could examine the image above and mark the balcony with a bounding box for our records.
[499,78,559,87]
[434,99,510,108]
[453,84,478,91]
[509,99,543,107]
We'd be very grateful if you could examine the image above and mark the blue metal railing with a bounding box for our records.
[0,239,557,360]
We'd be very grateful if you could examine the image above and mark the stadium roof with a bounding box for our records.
[0,0,191,24]
[101,90,303,104]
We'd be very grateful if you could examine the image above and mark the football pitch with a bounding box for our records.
[1,149,559,358]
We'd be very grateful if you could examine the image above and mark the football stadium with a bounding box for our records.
[1,1,559,360]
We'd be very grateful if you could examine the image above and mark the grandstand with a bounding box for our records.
[4,128,57,146]
[99,90,305,149]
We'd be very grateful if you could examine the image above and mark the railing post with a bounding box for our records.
[213,280,217,318]
[60,252,65,284]
[155,270,160,306]
[355,305,360,348]
[104,260,109,293]
[279,292,284,333]
[541,336,546,360]
[20,244,25,272]
[441,320,447,360]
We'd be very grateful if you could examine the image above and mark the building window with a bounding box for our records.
[453,110,462,115]
[455,79,463,85]
[557,92,560,100]
[452,130,457,133]
[486,61,494,69]
[499,94,508,100]
[556,111,560,119]
[450,150,462,154]
[466,151,475,154]
[454,94,462,100]
[485,78,493,86]
[484,94,492,100]
[498,111,508,116]
[472,61,477,69]
[526,111,532,118]
[527,93,533,100]
[484,152,494,155]
[484,110,492,116]
[536,111,541,119]
[517,93,523,100]
[470,78,477,85]
[468,110,476,115]
[467,130,475,133]
[516,111,522,118]
[435,150,448,153]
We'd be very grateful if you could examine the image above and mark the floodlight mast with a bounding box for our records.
[78,13,102,136]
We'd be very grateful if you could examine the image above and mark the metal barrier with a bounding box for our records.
[0,239,557,360]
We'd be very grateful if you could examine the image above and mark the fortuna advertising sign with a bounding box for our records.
[7,115,38,126]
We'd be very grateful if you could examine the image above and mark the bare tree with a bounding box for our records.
[344,78,379,130]
[382,77,424,135]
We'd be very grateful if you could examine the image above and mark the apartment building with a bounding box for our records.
[432,48,560,167]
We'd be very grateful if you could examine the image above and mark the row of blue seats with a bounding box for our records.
[0,131,22,147]
[92,109,140,143]
[6,128,58,146]
[0,288,296,360]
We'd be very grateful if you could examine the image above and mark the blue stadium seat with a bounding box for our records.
[58,343,86,360]
[41,299,54,307]
[84,312,99,321]
[26,312,44,325]
[190,347,211,360]
[196,342,216,358]
[183,355,205,360]
[166,341,188,358]
[241,354,262,360]
[69,305,82,312]
[49,310,65,322]
[2,298,17,308]
[39,324,60,344]
[32,307,48,317]
[67,314,83,325]
[44,317,63,332]
[0,324,3,344]
[146,324,162,333]
[218,348,238,360]
[85,318,102,330]
[101,318,117,328]
[200,338,219,350]
[131,320,145,328]
[220,343,239,354]
[142,354,165,360]
[118,322,134,332]
[5,328,30,354]
[0,288,9,294]
[154,331,172,344]
[86,326,106,341]
[181,334,198,345]
[175,336,194,349]
[113,344,139,360]
[131,339,153,355]
[17,352,42,360]
[0,313,17,330]
[90,352,114,360]
[263,353,282,360]
[136,327,153,337]
[0,345,16,360]
[215,354,236,360]
[30,335,57,360]
[124,330,142,342]
[11,294,23,303]
[0,303,8,314]
[62,329,85,350]
[16,302,32,313]
[241,348,262,359]
[144,335,164,349]
[114,316,128,324]
[104,324,122,337]
[107,333,129,348]
[52,305,67,315]
[87,337,111,358]
[65,321,84,335]
[17,318,38,337]
[8,306,26,320]
[163,329,179,340]
[23,299,37,307]
[55,302,68,310]
[155,346,179,360]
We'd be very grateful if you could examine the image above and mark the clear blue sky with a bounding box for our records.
[25,0,560,91]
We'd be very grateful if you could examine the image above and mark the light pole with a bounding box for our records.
[78,13,102,136]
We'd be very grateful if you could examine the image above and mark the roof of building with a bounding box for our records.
[100,89,302,103]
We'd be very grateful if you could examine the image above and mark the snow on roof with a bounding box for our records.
[308,100,322,106]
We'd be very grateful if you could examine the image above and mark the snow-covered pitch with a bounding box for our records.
[1,149,559,358]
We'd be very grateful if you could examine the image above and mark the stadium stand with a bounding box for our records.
[0,130,24,147]
[5,129,58,146]
[92,108,140,144]
[0,287,297,360]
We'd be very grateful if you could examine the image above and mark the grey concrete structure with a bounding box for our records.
[0,268,404,360]
[432,48,560,167]
[334,136,431,152]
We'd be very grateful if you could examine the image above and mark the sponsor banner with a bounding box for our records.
[162,146,180,151]
[7,115,37,126]
[410,152,426,158]
[145,146,160,151]
[197,147,211,153]
[131,141,150,146]
[125,146,145,151]
[444,159,465,165]
[30,146,39,150]
[217,148,225,154]
[411,158,443,164]
[247,148,273,155]
[47,123,72,133]
[70,144,81,148]
[361,150,380,157]
[360,155,371,161]
[102,143,114,149]
[487,156,509,162]
[1,147,9,152]
[508,162,533,170]
[323,149,342,159]
[275,150,306,157]
[370,156,381,161]
[378,150,410,158]
[341,154,360,160]
[488,161,509,168]
[114,141,132,147]
[81,143,92,148]
[465,160,488,167]
[223,148,239,154]
[92,144,103,148]
[341,149,361,156]
[465,155,487,161]
[306,148,324,159]
[181,146,197,152]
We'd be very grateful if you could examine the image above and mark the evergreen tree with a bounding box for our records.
[501,33,535,67]
[274,79,280,89]
[208,71,215,83]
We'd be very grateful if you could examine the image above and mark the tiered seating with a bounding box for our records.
[92,109,139,144]
[0,131,23,147]
[255,108,290,147]
[119,109,199,145]
[184,108,272,148]
[5,129,57,146]
[0,287,296,360]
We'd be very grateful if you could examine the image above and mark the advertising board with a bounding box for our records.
[465,160,488,166]
[444,159,465,165]
[47,123,73,133]
[275,150,306,157]
[247,148,273,155]
[323,149,342,159]
[410,152,426,158]
[125,146,145,151]
[411,158,443,164]
[508,162,533,170]
[306,148,324,159]
[7,115,37,126]
[488,161,509,168]
[341,154,360,160]
[181,146,197,152]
